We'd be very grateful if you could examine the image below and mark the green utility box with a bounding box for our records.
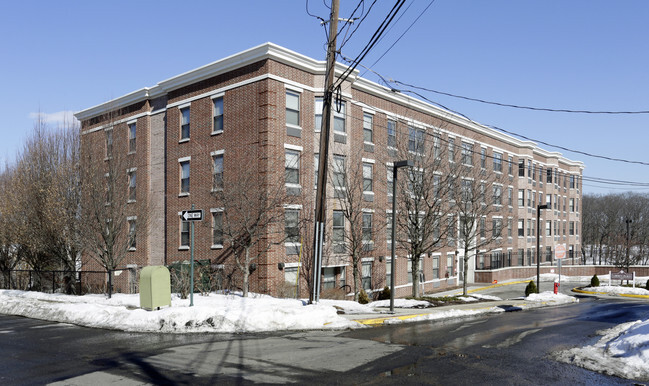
[140,266,171,311]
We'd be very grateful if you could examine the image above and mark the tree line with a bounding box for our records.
[582,192,649,268]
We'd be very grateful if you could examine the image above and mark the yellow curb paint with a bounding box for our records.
[572,287,649,299]
[355,313,429,326]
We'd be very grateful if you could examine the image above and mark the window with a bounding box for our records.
[180,106,190,140]
[507,218,513,238]
[362,212,373,245]
[493,185,502,205]
[285,209,300,243]
[212,153,223,191]
[322,267,335,290]
[518,219,524,237]
[213,97,223,133]
[407,259,413,283]
[180,161,190,194]
[547,168,553,183]
[508,187,513,206]
[546,220,552,236]
[362,261,372,290]
[363,163,373,193]
[461,179,473,202]
[448,138,455,162]
[433,134,441,159]
[433,255,439,279]
[128,123,136,153]
[105,130,113,158]
[286,91,300,126]
[447,254,454,277]
[333,155,346,195]
[493,153,502,172]
[387,120,396,147]
[518,189,524,207]
[128,219,136,250]
[570,175,576,189]
[433,174,441,199]
[532,163,536,180]
[333,210,345,253]
[527,189,532,207]
[569,221,575,236]
[481,148,486,169]
[409,127,424,153]
[363,113,373,143]
[285,150,300,185]
[314,97,323,131]
[461,142,473,166]
[518,160,525,177]
[508,156,513,175]
[128,170,136,201]
[386,166,394,197]
[180,220,189,247]
[333,100,345,133]
[480,217,486,238]
[212,210,224,246]
[528,160,532,178]
[447,217,456,246]
[284,266,298,289]
[386,259,392,285]
[386,212,393,248]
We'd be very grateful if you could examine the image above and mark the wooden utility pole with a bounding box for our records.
[310,0,339,303]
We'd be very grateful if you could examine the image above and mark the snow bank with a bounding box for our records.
[583,286,649,296]
[0,290,361,333]
[555,320,649,381]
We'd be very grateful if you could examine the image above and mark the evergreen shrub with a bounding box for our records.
[590,274,600,288]
[525,280,537,297]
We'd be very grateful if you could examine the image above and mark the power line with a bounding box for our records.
[391,79,649,115]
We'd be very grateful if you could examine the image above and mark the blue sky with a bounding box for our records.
[1,1,647,194]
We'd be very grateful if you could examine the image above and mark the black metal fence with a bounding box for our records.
[0,269,113,295]
[476,249,584,270]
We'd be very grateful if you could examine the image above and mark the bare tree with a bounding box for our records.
[212,157,287,297]
[80,112,151,297]
[331,154,382,301]
[449,142,509,296]
[394,127,454,298]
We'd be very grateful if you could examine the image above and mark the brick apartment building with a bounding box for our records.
[75,43,584,297]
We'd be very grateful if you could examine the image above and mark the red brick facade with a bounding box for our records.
[76,43,584,298]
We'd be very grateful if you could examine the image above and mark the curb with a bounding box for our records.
[571,287,649,299]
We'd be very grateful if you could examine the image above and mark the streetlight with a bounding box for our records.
[536,204,548,293]
[390,160,413,313]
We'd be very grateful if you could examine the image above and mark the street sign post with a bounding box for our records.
[181,207,203,306]
[554,244,566,290]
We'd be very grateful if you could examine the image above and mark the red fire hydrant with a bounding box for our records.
[554,281,560,294]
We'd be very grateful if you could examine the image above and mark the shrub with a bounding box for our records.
[321,287,347,300]
[525,280,537,297]
[590,274,600,288]
[358,289,370,304]
[645,279,649,291]
[378,286,391,300]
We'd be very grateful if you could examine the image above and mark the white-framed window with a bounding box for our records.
[128,122,136,153]
[363,162,373,193]
[433,133,441,159]
[546,220,552,236]
[362,212,373,246]
[128,217,136,250]
[212,209,224,247]
[286,91,300,126]
[518,189,524,207]
[409,127,424,153]
[362,261,372,290]
[322,267,336,290]
[493,185,502,206]
[461,142,473,166]
[481,148,487,169]
[363,113,373,143]
[212,152,224,191]
[213,96,224,133]
[333,100,346,133]
[448,138,455,162]
[105,129,113,158]
[386,210,393,248]
[493,152,502,172]
[387,119,396,148]
[180,220,189,248]
[285,208,300,244]
[333,155,346,196]
[179,160,190,194]
[180,106,190,140]
[127,169,136,202]
[432,255,439,279]
[314,97,323,132]
[285,149,300,185]
[518,219,524,237]
[386,165,394,197]
[332,210,345,253]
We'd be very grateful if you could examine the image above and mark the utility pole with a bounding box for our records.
[311,0,339,304]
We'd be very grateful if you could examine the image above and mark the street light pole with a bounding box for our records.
[390,160,413,313]
[536,204,548,293]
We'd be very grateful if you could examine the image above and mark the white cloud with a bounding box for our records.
[28,111,79,126]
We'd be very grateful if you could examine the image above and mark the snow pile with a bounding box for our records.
[0,290,361,333]
[555,319,649,381]
[369,298,431,308]
[525,291,579,304]
[583,286,649,296]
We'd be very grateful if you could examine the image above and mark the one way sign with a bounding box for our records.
[181,209,203,221]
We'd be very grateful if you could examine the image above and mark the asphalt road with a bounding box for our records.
[1,287,647,385]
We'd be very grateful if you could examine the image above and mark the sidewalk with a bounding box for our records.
[344,280,555,326]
